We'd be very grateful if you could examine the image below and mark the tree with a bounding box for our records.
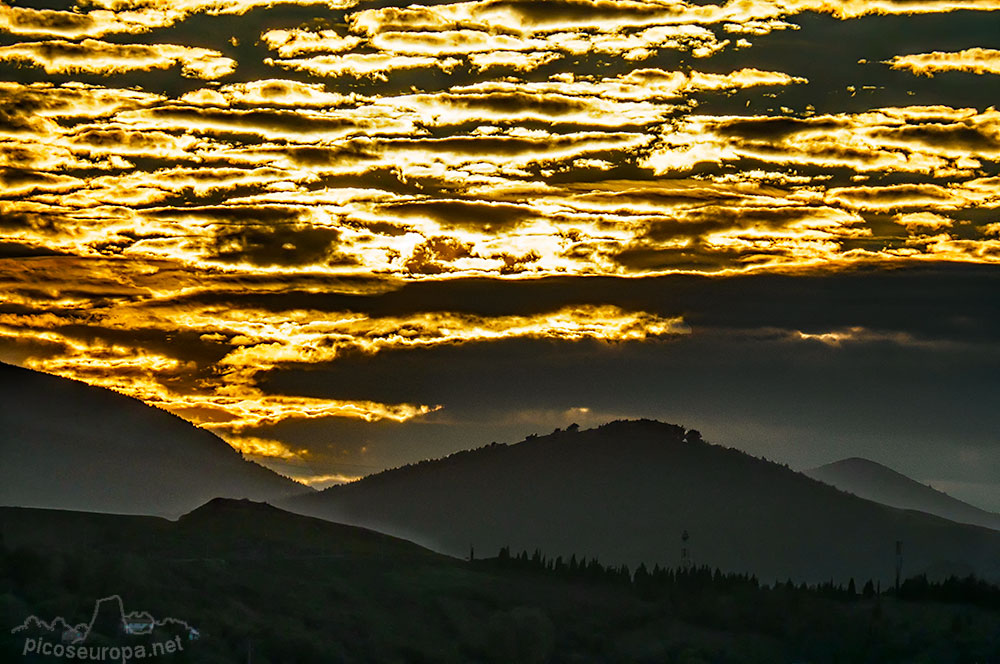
[685,429,703,444]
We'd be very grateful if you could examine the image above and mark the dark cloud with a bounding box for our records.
[827,183,956,209]
[143,264,1000,344]
[715,117,842,140]
[0,210,63,233]
[641,206,824,242]
[611,244,739,271]
[0,242,68,258]
[0,168,77,193]
[434,91,594,117]
[385,199,531,231]
[383,134,622,156]
[208,222,346,267]
[259,323,1000,491]
[2,7,99,35]
[137,106,369,137]
[147,205,303,224]
[69,127,177,150]
[871,124,1000,153]
[403,235,474,274]
[280,145,379,167]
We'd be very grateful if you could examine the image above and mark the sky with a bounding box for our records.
[1,0,999,507]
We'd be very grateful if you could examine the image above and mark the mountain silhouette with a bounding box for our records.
[284,420,1000,584]
[0,498,440,561]
[805,457,1000,532]
[0,362,307,517]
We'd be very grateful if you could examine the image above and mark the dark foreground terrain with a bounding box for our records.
[2,500,999,664]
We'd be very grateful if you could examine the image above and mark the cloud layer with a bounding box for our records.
[2,0,999,483]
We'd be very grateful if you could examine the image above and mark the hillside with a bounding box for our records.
[4,500,1000,663]
[805,457,1000,531]
[285,420,1000,585]
[0,498,436,561]
[0,362,307,517]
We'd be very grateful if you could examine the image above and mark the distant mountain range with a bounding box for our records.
[4,362,999,585]
[805,457,1000,532]
[285,420,1000,584]
[0,362,307,517]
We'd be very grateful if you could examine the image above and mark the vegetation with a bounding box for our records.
[2,504,999,663]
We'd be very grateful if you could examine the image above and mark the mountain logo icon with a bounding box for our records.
[11,595,198,662]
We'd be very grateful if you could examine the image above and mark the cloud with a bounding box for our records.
[0,5,178,39]
[894,212,955,230]
[217,434,310,460]
[110,105,416,141]
[386,199,531,231]
[403,235,475,274]
[0,39,236,79]
[3,325,441,430]
[0,273,688,434]
[260,28,363,57]
[791,325,948,348]
[347,0,1000,43]
[186,79,353,108]
[206,221,346,267]
[290,472,362,487]
[79,0,362,22]
[642,106,999,177]
[886,48,1000,77]
[467,50,561,72]
[267,53,462,79]
[4,0,1000,482]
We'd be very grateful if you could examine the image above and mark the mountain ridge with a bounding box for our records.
[0,362,309,518]
[805,456,1000,531]
[285,420,1000,584]
[0,496,440,562]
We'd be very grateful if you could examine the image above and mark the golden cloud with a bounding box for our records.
[214,434,309,460]
[260,28,363,57]
[290,472,362,487]
[4,0,1000,455]
[642,106,1000,176]
[0,5,178,39]
[0,39,236,79]
[1,294,687,436]
[886,48,1000,77]
[267,53,462,79]
[7,330,440,430]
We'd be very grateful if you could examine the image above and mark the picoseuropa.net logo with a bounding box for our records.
[11,595,199,663]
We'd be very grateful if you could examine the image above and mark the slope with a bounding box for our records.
[0,362,307,517]
[285,420,1000,584]
[805,457,1000,531]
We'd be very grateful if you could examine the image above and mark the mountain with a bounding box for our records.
[804,457,1000,532]
[284,420,1000,585]
[0,362,308,517]
[0,498,436,561]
